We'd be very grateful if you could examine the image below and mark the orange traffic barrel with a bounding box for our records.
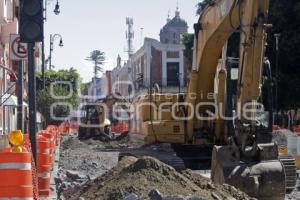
[58,123,64,135]
[273,125,281,131]
[23,134,39,200]
[48,128,60,146]
[37,135,51,197]
[0,148,33,199]
[37,135,51,168]
[41,131,55,167]
[47,125,59,137]
[293,126,300,134]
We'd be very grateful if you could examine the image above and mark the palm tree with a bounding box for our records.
[86,50,105,78]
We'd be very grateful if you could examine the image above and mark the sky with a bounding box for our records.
[44,0,200,83]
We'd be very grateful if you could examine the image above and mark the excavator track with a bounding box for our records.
[279,155,297,193]
[118,144,186,170]
[117,143,213,170]
[172,144,213,170]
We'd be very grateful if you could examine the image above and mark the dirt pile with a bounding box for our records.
[61,136,88,150]
[83,134,145,149]
[69,156,254,200]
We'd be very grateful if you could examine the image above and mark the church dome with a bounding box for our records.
[160,7,188,44]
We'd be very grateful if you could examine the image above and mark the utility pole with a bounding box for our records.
[42,0,61,87]
[20,0,44,163]
[177,73,181,94]
[49,34,52,70]
[28,43,37,162]
[17,61,24,132]
[42,39,46,88]
[274,33,280,125]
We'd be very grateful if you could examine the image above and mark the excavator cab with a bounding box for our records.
[78,104,112,140]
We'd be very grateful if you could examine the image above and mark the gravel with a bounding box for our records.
[56,135,291,200]
[68,156,254,200]
[56,136,120,199]
[286,175,300,200]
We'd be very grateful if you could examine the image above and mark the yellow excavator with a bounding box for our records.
[133,0,296,199]
[78,94,129,141]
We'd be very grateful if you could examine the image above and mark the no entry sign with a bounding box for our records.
[10,34,28,61]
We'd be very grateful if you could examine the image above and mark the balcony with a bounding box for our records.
[0,0,14,25]
[0,0,18,44]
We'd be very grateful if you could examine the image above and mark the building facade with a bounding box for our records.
[0,0,19,135]
[0,0,42,137]
[110,8,188,98]
[131,37,186,90]
[111,59,133,98]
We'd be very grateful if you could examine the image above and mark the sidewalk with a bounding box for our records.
[40,143,60,200]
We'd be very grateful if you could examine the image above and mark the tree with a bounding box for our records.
[36,68,81,125]
[195,0,300,111]
[86,50,105,78]
[265,0,300,111]
[182,33,194,72]
[196,0,214,15]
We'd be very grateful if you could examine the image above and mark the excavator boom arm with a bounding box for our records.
[186,0,269,141]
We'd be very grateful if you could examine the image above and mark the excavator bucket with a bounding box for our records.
[211,145,286,200]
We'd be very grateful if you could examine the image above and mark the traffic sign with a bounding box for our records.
[10,34,28,61]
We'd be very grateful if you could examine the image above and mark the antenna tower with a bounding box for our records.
[125,17,134,59]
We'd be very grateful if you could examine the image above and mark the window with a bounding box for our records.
[167,51,179,58]
[3,0,14,23]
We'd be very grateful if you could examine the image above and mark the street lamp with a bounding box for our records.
[274,33,280,124]
[49,34,63,70]
[42,0,62,87]
[44,0,61,21]
[53,0,60,15]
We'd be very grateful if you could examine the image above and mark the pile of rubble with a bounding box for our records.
[287,182,300,200]
[55,136,120,199]
[67,156,254,200]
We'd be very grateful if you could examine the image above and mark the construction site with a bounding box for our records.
[0,0,300,200]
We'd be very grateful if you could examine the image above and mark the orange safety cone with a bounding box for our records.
[0,148,34,199]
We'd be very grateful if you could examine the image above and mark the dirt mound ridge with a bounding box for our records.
[61,136,87,150]
[69,156,254,200]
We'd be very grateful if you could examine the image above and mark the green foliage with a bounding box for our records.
[181,33,194,72]
[36,68,81,125]
[86,50,105,78]
[194,0,300,110]
[266,0,300,110]
[36,67,81,92]
[196,0,214,15]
